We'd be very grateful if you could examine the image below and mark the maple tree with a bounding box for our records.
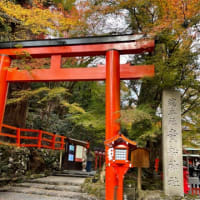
[0,0,78,40]
[79,0,200,147]
[82,0,200,37]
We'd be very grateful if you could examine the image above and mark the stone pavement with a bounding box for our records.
[0,174,98,200]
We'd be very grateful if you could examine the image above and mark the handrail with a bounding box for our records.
[0,124,66,150]
[20,128,40,132]
[0,132,17,138]
[1,124,18,130]
[42,130,54,136]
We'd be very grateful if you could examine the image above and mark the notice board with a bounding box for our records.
[131,148,150,168]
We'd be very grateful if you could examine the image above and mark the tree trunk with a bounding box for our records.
[3,83,29,128]
[137,80,162,111]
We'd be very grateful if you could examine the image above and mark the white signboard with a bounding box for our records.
[75,145,83,162]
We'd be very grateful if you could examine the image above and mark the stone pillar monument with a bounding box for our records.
[162,90,184,196]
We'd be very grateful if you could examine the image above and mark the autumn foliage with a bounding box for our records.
[0,0,78,39]
[82,0,200,38]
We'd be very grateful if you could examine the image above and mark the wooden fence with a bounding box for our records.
[0,124,66,150]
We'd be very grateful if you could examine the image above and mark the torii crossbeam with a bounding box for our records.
[0,34,154,200]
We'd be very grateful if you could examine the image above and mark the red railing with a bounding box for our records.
[0,124,66,150]
[95,151,105,170]
[191,187,200,196]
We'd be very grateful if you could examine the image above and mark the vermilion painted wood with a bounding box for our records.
[113,163,130,200]
[42,130,54,136]
[20,128,40,132]
[0,56,11,131]
[55,135,63,139]
[2,124,17,130]
[42,138,52,143]
[41,145,52,149]
[61,137,64,149]
[0,124,65,150]
[38,130,42,148]
[20,136,38,140]
[99,154,102,169]
[52,135,56,150]
[106,51,120,139]
[0,40,154,58]
[16,128,21,146]
[95,154,98,170]
[105,50,120,199]
[54,141,62,144]
[0,132,17,138]
[6,64,154,82]
[21,144,38,147]
[51,55,62,70]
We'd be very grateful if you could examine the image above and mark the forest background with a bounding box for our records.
[0,0,200,163]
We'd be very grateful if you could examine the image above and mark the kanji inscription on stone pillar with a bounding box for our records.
[162,90,184,196]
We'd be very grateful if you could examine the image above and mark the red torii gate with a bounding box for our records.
[0,35,154,200]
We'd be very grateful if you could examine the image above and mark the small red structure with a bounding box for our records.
[105,133,137,200]
[183,166,189,194]
[154,158,160,172]
[95,150,105,170]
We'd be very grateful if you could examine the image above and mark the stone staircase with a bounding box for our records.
[0,174,98,200]
[54,170,96,178]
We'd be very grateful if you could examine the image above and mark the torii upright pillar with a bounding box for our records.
[106,50,120,199]
[0,35,155,200]
[0,55,11,132]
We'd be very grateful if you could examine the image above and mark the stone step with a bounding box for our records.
[14,182,81,192]
[54,173,90,178]
[5,186,92,199]
[0,175,98,200]
[27,176,85,186]
[61,170,96,177]
[0,192,81,200]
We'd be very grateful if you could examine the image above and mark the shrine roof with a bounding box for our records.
[104,133,137,149]
[0,34,146,49]
[66,137,89,148]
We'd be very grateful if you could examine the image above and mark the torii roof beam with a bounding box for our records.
[0,35,155,82]
[0,35,154,58]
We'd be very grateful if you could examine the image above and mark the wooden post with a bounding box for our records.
[59,150,63,170]
[61,136,64,150]
[112,164,129,200]
[51,134,56,149]
[99,153,102,169]
[137,167,142,190]
[38,130,42,148]
[16,128,21,147]
[95,152,98,170]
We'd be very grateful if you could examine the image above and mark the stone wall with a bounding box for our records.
[137,190,192,200]
[0,144,60,178]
